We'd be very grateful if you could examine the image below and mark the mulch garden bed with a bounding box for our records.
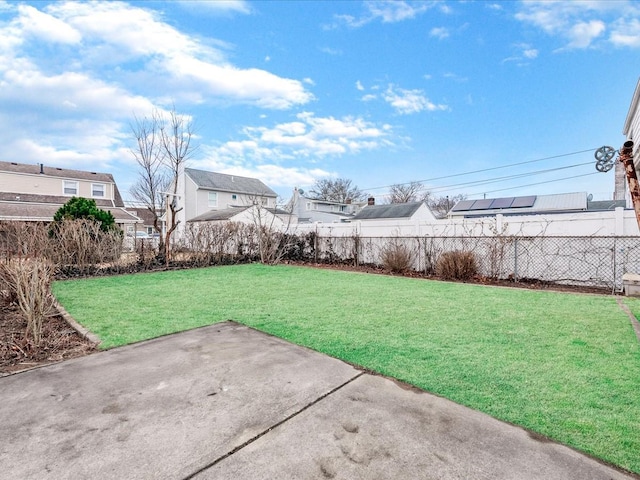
[0,303,96,376]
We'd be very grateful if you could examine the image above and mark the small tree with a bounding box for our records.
[428,194,467,219]
[52,197,116,232]
[129,111,169,253]
[388,181,430,204]
[309,178,367,203]
[129,106,198,263]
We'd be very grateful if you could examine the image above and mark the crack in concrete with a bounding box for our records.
[181,371,366,480]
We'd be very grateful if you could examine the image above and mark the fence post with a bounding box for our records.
[514,238,519,280]
[612,237,617,293]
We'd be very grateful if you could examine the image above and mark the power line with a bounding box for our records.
[465,172,600,197]
[364,147,598,191]
[421,161,593,194]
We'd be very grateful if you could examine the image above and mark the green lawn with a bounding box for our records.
[52,264,640,474]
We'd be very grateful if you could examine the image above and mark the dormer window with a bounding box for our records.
[63,180,78,196]
[92,183,105,198]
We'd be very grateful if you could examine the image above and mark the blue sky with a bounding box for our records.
[1,0,639,203]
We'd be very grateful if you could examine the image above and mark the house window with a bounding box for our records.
[146,227,154,235]
[92,183,105,198]
[63,180,78,196]
[231,194,237,200]
[208,192,218,207]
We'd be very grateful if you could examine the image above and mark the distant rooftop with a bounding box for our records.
[185,168,276,197]
[352,201,424,220]
[449,192,603,217]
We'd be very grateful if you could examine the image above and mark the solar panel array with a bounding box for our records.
[451,195,537,212]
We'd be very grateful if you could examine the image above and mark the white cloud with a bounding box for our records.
[515,1,640,50]
[566,20,606,49]
[203,112,393,167]
[0,0,318,178]
[443,72,468,82]
[32,1,313,108]
[383,85,448,115]
[177,0,252,16]
[335,0,436,28]
[356,80,365,91]
[366,1,433,23]
[610,17,640,47]
[17,4,81,44]
[430,27,450,40]
[502,43,539,64]
[320,46,343,55]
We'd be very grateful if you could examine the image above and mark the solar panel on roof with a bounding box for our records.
[489,197,514,209]
[469,199,493,210]
[451,200,475,211]
[511,195,537,208]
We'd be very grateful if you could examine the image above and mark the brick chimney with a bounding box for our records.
[367,197,375,206]
[614,159,627,202]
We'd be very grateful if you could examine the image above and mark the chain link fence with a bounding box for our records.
[311,235,640,291]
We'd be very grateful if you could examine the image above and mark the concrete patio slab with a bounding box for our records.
[197,374,632,480]
[1,321,636,480]
[0,322,360,479]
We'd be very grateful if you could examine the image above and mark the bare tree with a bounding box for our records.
[129,111,169,252]
[428,193,467,218]
[245,194,297,265]
[159,107,197,262]
[309,178,367,203]
[129,106,197,263]
[387,181,430,203]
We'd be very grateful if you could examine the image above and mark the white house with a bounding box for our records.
[287,187,363,223]
[171,167,278,236]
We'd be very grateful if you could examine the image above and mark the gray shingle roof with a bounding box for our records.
[352,202,424,220]
[189,207,250,222]
[0,161,124,207]
[0,201,140,223]
[185,168,276,197]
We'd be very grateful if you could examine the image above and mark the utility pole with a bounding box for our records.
[618,141,640,228]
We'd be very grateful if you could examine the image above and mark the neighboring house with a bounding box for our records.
[125,205,163,237]
[0,160,139,228]
[623,76,640,169]
[172,168,278,233]
[188,204,290,228]
[448,192,625,218]
[287,187,363,223]
[351,200,437,223]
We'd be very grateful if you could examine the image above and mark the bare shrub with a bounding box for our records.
[0,221,50,259]
[380,238,415,273]
[181,222,252,266]
[0,257,56,346]
[48,219,122,267]
[436,250,478,280]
